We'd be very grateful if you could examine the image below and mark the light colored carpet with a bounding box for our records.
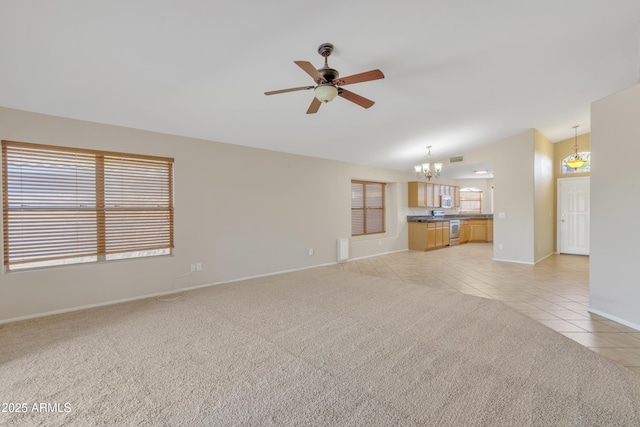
[2,266,640,426]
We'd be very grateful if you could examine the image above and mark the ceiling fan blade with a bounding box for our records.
[335,69,384,86]
[294,61,327,83]
[265,86,314,96]
[338,88,375,109]
[306,97,321,114]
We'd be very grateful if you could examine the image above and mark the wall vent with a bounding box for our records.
[337,238,349,262]
[450,156,464,163]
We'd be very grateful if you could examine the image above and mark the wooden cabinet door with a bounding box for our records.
[426,183,434,208]
[487,220,493,242]
[433,185,441,207]
[408,182,427,207]
[470,220,487,242]
[460,220,470,243]
[454,186,460,208]
[442,221,450,246]
[435,222,443,247]
[408,222,428,250]
[426,223,437,249]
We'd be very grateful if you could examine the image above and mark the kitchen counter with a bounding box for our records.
[407,214,493,222]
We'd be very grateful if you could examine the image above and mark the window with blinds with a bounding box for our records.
[2,141,174,270]
[351,180,385,236]
[459,188,483,214]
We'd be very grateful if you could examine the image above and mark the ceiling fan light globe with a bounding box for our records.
[314,85,338,103]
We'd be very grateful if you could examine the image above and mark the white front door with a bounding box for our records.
[558,177,590,255]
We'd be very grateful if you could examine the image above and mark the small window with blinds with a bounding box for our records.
[459,188,482,214]
[2,140,174,270]
[351,180,385,236]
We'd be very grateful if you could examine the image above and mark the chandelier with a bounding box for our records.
[414,145,443,180]
[564,125,587,170]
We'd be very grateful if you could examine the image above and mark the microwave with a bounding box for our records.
[440,195,452,208]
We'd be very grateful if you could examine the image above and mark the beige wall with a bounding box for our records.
[455,129,536,264]
[0,107,581,322]
[0,107,412,322]
[534,130,555,262]
[590,83,640,329]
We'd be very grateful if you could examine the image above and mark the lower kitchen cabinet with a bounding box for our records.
[441,222,450,247]
[409,222,428,250]
[469,220,488,242]
[409,218,491,251]
[487,220,493,242]
[426,224,437,250]
[460,220,470,244]
[408,221,449,251]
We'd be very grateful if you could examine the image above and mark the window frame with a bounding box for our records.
[351,180,386,237]
[2,140,174,271]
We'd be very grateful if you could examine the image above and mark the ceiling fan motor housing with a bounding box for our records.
[317,43,339,84]
[318,67,339,83]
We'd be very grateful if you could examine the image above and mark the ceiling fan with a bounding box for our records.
[264,43,385,114]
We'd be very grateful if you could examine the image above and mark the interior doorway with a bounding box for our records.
[557,177,590,255]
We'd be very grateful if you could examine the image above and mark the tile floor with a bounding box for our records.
[337,242,640,375]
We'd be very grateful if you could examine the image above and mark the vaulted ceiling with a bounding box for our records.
[1,1,639,178]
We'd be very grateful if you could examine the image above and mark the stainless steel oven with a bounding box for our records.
[449,219,460,245]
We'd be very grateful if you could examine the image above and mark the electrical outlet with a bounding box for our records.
[196,263,202,271]
[308,248,314,256]
[498,243,504,250]
[190,264,196,272]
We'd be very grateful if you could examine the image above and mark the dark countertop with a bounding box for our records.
[407,214,493,223]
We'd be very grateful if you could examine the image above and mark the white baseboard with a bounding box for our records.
[588,308,640,332]
[492,257,535,265]
[534,252,555,264]
[0,255,393,325]
[346,248,408,262]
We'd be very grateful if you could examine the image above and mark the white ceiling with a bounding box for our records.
[1,1,639,177]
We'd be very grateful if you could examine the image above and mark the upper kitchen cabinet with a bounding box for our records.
[433,184,441,207]
[408,182,460,208]
[408,181,427,207]
[409,181,437,208]
[426,183,434,207]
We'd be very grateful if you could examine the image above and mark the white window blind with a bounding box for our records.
[2,140,174,269]
[459,189,482,214]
